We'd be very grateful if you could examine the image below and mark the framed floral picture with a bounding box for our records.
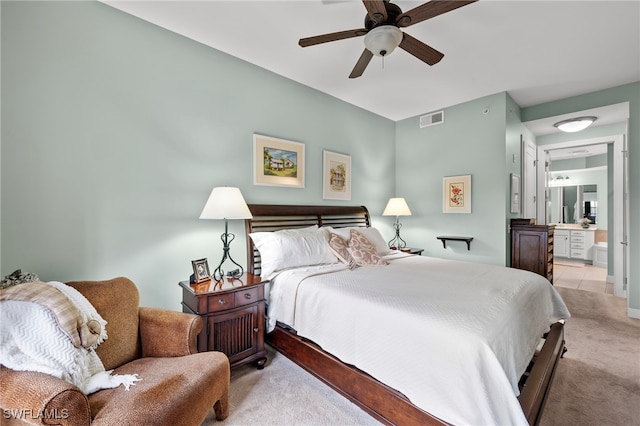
[253,134,305,188]
[443,174,471,213]
[323,150,351,200]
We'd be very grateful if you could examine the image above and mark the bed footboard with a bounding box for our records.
[268,321,565,426]
[268,325,445,426]
[519,322,565,425]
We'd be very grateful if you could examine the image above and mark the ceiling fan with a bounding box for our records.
[299,0,478,78]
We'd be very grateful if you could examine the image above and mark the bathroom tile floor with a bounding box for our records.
[554,259,612,294]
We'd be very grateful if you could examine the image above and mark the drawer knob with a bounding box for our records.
[218,299,226,305]
[253,328,259,333]
[244,293,252,300]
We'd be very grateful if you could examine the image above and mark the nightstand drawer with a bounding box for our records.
[207,293,235,311]
[235,287,259,307]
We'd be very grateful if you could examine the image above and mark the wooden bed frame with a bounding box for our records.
[244,204,565,425]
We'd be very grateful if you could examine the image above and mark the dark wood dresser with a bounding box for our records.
[511,219,555,284]
[179,273,268,369]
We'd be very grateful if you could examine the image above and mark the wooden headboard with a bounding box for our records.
[244,204,370,276]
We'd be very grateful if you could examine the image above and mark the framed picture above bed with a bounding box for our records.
[253,134,305,188]
[443,174,471,213]
[322,150,351,200]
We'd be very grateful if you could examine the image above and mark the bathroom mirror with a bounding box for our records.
[549,184,597,224]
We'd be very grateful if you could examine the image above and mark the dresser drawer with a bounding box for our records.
[235,287,259,307]
[207,293,235,312]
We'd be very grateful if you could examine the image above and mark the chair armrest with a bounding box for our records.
[0,366,90,426]
[138,307,203,357]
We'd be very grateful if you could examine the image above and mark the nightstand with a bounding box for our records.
[179,273,268,369]
[400,247,424,255]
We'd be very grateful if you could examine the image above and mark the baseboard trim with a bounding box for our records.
[628,307,640,320]
[606,275,614,284]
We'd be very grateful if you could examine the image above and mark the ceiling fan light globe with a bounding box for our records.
[364,25,403,57]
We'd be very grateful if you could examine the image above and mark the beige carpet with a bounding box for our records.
[204,345,379,426]
[539,287,640,426]
[204,288,640,426]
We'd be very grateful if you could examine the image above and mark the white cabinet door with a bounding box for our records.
[554,230,570,258]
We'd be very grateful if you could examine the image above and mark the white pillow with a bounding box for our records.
[250,226,337,278]
[327,226,392,256]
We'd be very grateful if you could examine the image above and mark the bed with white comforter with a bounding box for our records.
[266,252,570,426]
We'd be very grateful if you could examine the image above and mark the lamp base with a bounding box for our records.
[213,220,244,281]
[387,220,407,249]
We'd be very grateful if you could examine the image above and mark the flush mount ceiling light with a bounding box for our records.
[553,116,597,133]
[364,25,403,57]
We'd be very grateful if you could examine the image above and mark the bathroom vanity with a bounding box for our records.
[553,225,596,262]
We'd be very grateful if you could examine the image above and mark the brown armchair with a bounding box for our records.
[0,277,229,425]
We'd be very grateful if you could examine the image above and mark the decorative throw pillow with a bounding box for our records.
[347,229,389,267]
[328,233,357,270]
[328,227,392,256]
[0,269,39,290]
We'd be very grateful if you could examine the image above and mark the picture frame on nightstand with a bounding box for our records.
[191,258,211,283]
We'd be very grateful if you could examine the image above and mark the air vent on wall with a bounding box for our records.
[420,110,444,128]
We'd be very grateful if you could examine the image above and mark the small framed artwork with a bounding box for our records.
[191,258,211,283]
[253,134,305,188]
[510,173,521,214]
[443,174,472,214]
[323,150,351,200]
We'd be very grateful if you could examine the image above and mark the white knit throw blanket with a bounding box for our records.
[0,281,141,394]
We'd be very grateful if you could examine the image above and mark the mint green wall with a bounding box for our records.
[2,2,638,315]
[522,82,640,313]
[1,1,395,309]
[395,93,510,265]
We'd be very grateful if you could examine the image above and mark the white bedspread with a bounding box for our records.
[267,253,570,426]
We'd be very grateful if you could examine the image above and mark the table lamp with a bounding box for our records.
[382,197,412,249]
[200,187,253,281]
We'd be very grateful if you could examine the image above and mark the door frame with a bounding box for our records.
[521,136,537,218]
[536,134,625,300]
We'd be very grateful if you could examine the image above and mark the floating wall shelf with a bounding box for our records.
[436,236,474,251]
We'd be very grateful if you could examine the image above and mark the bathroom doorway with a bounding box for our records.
[538,134,625,299]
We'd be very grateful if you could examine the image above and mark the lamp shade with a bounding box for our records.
[199,187,252,220]
[382,198,412,216]
[553,116,597,133]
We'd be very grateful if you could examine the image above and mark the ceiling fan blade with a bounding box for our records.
[299,28,368,47]
[362,0,387,24]
[349,49,374,79]
[399,33,444,66]
[396,0,477,28]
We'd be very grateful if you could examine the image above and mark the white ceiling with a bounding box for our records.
[103,0,639,123]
